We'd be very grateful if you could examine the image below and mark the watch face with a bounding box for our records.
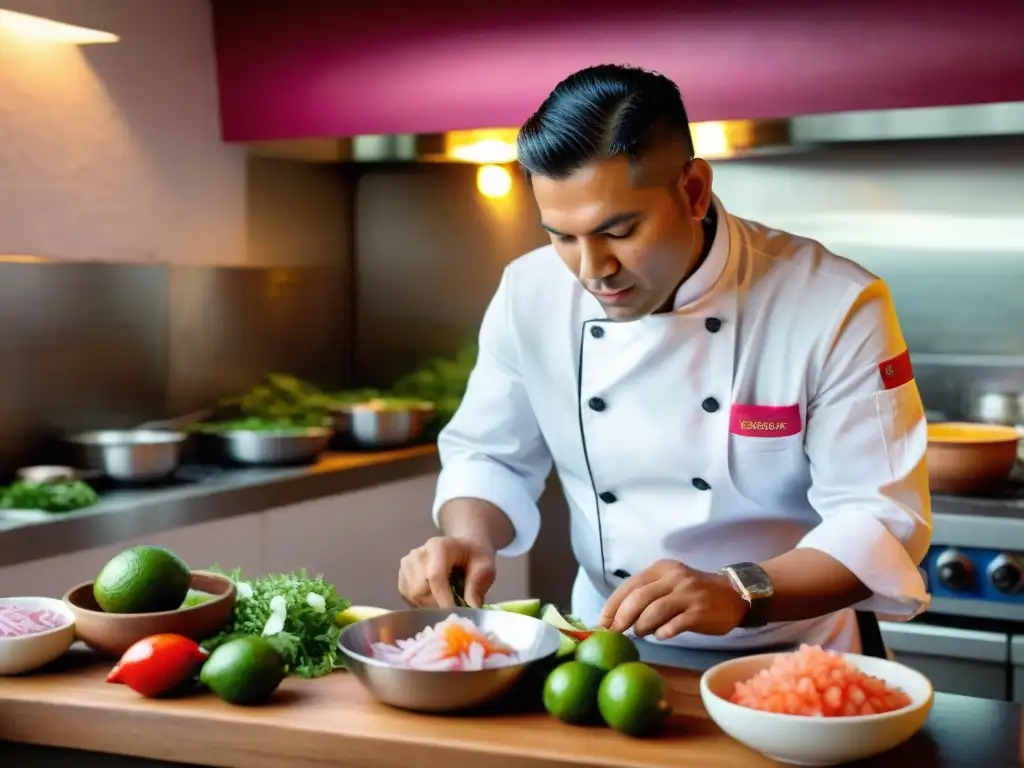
[733,563,774,600]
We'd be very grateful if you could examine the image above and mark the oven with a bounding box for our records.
[879,476,1024,701]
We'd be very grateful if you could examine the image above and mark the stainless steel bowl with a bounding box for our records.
[63,430,186,483]
[347,401,435,448]
[339,607,562,712]
[16,465,79,484]
[966,391,1024,426]
[217,427,332,465]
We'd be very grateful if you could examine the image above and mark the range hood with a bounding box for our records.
[246,101,1024,165]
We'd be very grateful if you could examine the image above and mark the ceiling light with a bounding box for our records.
[0,8,119,45]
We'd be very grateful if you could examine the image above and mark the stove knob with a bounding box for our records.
[935,549,974,591]
[987,554,1024,596]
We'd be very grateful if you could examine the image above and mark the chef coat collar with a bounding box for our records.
[671,195,731,310]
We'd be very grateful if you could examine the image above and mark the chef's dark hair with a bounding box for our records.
[517,64,695,181]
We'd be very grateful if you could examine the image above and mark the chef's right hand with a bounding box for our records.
[398,536,496,609]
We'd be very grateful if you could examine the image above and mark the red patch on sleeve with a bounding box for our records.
[878,349,914,390]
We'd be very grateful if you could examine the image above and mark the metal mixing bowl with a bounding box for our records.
[63,430,186,483]
[217,426,332,465]
[338,607,562,712]
[347,401,436,448]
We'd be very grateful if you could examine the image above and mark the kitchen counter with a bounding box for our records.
[0,646,1020,768]
[0,445,440,568]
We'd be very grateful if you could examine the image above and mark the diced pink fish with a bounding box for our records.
[0,604,68,638]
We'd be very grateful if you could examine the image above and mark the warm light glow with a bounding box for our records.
[477,165,513,199]
[0,254,51,263]
[690,121,731,158]
[0,8,119,44]
[447,128,519,164]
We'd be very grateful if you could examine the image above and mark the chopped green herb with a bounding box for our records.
[201,567,350,679]
[0,480,99,513]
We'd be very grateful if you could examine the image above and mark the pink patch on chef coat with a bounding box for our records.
[729,403,802,437]
[878,349,914,390]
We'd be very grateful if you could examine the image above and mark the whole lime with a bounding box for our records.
[200,636,286,706]
[597,662,672,737]
[542,660,605,725]
[93,545,191,614]
[575,630,640,674]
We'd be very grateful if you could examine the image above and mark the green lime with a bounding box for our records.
[488,598,542,618]
[597,662,672,737]
[200,636,286,706]
[334,605,390,629]
[93,545,191,614]
[543,661,605,725]
[575,630,640,673]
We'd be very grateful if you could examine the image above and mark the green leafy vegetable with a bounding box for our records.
[201,567,350,679]
[194,372,339,432]
[0,480,99,513]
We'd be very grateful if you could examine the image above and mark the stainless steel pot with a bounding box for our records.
[216,427,332,465]
[965,391,1024,463]
[63,430,186,483]
[347,401,435,448]
[965,391,1024,426]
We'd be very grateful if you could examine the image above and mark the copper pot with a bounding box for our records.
[926,422,1021,495]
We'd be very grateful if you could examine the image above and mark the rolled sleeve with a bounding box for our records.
[801,279,932,621]
[433,459,542,557]
[431,266,552,558]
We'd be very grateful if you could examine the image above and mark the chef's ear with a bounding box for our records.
[680,158,714,221]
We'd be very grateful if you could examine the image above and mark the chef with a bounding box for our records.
[397,64,932,655]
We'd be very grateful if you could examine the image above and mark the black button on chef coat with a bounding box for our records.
[613,569,631,579]
[590,325,605,338]
[588,397,606,412]
[598,491,617,504]
[702,397,720,413]
[692,477,711,491]
[705,317,722,333]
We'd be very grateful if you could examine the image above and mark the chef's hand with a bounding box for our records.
[598,559,749,640]
[398,536,496,609]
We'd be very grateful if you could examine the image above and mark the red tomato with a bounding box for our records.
[107,633,209,698]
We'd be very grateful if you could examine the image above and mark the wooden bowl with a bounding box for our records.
[62,570,236,656]
[926,422,1021,495]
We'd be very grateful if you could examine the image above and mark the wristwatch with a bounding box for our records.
[721,562,774,628]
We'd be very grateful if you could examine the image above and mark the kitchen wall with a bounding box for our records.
[353,135,1024,605]
[712,136,1024,417]
[356,137,1024,410]
[0,0,354,472]
[0,0,245,265]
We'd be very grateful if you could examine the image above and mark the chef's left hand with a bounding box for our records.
[598,559,750,640]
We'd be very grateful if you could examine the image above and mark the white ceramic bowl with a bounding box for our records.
[701,651,934,766]
[0,596,77,675]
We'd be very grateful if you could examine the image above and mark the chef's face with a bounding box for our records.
[532,154,713,321]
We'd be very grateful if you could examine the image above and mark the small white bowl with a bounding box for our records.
[701,651,934,766]
[0,596,77,675]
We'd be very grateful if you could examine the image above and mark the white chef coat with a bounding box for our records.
[432,195,932,653]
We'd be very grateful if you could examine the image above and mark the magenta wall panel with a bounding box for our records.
[211,0,1024,142]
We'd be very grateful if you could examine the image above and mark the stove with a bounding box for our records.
[927,471,1024,622]
[879,472,1024,702]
